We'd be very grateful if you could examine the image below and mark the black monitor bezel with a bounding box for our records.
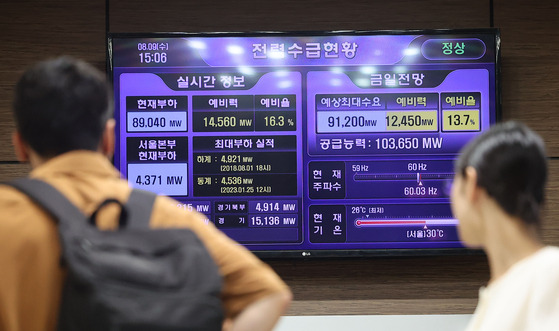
[107,28,500,259]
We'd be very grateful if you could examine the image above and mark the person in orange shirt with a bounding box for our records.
[0,56,291,331]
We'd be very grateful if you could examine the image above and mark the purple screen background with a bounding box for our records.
[110,31,499,256]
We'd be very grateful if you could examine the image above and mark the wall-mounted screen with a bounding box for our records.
[108,29,500,257]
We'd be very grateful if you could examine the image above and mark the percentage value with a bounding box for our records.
[448,114,474,126]
[443,110,480,131]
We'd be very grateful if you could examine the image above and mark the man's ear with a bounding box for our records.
[100,119,116,158]
[12,131,29,162]
[464,166,480,204]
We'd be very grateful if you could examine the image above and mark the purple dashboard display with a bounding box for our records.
[108,29,500,257]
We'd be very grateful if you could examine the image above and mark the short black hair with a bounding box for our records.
[455,121,547,226]
[13,56,112,158]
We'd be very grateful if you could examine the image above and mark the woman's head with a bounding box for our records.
[451,121,547,245]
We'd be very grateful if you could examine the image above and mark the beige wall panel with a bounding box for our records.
[269,254,488,315]
[0,0,105,161]
[543,159,559,246]
[0,163,31,182]
[285,299,478,316]
[494,1,559,156]
[109,0,489,33]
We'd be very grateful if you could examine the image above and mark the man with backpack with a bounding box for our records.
[0,56,292,331]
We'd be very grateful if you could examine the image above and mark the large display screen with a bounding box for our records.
[108,29,500,257]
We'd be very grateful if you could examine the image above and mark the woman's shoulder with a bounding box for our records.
[535,246,559,275]
[518,246,559,300]
[540,245,559,256]
[512,246,559,280]
[532,246,559,267]
[486,246,559,295]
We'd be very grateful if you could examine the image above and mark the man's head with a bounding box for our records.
[12,56,114,164]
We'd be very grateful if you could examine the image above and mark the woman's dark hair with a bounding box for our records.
[455,121,547,226]
[13,56,112,158]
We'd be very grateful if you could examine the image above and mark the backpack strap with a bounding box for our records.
[6,178,157,230]
[6,178,87,227]
[124,189,157,230]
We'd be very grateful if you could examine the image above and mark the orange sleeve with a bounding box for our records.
[0,187,64,331]
[151,197,289,318]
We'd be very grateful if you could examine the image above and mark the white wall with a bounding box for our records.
[275,314,472,331]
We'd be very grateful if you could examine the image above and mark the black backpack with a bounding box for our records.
[8,178,224,331]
